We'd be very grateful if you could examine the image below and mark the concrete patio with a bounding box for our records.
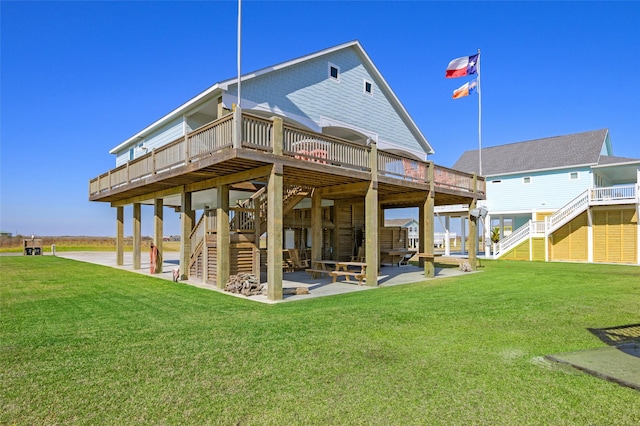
[56,251,474,304]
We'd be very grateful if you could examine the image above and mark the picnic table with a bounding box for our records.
[380,249,416,266]
[305,260,367,285]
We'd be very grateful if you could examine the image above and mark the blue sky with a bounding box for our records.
[2,1,639,237]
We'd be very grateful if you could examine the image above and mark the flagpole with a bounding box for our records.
[232,0,242,149]
[477,48,482,176]
[237,0,242,109]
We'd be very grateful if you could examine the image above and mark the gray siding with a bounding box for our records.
[115,118,184,166]
[227,48,424,155]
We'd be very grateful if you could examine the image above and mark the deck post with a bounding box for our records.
[423,162,435,277]
[418,204,425,268]
[365,141,379,286]
[203,210,209,284]
[267,165,284,300]
[271,116,283,155]
[153,198,163,274]
[116,206,124,266]
[233,106,242,149]
[180,189,195,281]
[183,115,190,161]
[311,190,322,263]
[133,203,141,270]
[217,184,230,289]
[468,198,478,270]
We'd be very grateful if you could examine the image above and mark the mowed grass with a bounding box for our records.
[1,257,639,425]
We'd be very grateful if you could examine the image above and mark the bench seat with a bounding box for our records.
[330,270,365,285]
[305,268,331,278]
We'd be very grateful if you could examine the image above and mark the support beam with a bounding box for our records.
[116,206,124,266]
[216,184,230,289]
[185,165,273,193]
[423,195,435,278]
[153,198,163,274]
[133,203,141,270]
[266,165,283,301]
[314,181,371,198]
[418,204,425,268]
[365,141,379,287]
[180,190,195,280]
[111,186,182,208]
[468,199,478,270]
[311,190,322,263]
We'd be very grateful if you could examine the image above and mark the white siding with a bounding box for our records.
[486,167,592,212]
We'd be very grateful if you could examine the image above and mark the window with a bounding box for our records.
[523,177,531,184]
[329,63,340,81]
[570,172,579,180]
[363,79,373,95]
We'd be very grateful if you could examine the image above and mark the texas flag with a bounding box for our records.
[452,80,478,99]
[445,54,479,78]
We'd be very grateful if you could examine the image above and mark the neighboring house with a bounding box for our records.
[384,218,419,249]
[452,129,640,264]
[89,41,485,300]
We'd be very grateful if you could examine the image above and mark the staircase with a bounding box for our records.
[494,220,545,259]
[545,190,590,234]
[188,185,312,274]
[493,184,638,259]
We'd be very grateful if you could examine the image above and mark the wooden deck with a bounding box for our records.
[89,112,485,207]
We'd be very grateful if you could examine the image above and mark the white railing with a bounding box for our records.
[494,184,638,259]
[532,221,546,235]
[590,184,637,204]
[546,190,590,232]
[495,220,533,257]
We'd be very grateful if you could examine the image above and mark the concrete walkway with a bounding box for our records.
[56,251,473,303]
[547,342,640,391]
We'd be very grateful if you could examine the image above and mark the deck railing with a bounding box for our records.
[188,116,234,160]
[89,112,484,197]
[242,115,273,151]
[434,165,483,194]
[590,184,637,204]
[282,126,370,170]
[378,152,427,182]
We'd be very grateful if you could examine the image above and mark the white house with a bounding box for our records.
[451,129,640,264]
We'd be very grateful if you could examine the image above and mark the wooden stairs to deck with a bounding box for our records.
[188,184,312,280]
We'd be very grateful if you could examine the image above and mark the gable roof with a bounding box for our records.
[111,40,433,156]
[384,218,416,227]
[452,129,611,176]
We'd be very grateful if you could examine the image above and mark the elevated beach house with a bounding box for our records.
[452,129,640,264]
[89,41,485,300]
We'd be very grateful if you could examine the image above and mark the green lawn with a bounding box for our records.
[1,256,639,425]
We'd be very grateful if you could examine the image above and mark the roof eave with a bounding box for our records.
[219,40,435,156]
[485,163,597,178]
[109,84,224,154]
